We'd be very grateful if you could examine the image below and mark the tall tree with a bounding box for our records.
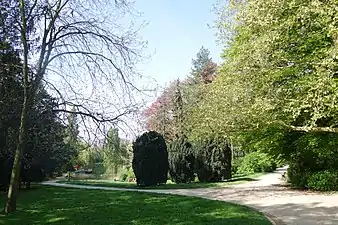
[0,41,76,188]
[187,0,338,140]
[172,79,184,137]
[3,0,145,213]
[103,128,128,176]
[189,46,213,84]
[65,106,79,146]
[143,84,176,140]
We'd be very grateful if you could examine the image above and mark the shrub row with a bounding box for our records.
[307,170,338,191]
[194,138,232,182]
[288,163,338,191]
[132,131,281,187]
[168,137,232,183]
[284,132,338,191]
[132,132,234,186]
[168,138,195,183]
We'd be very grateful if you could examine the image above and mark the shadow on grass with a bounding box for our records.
[226,177,258,182]
[0,186,271,225]
[57,174,261,190]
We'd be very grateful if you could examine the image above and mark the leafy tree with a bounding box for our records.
[168,137,195,183]
[200,62,217,84]
[0,43,76,188]
[172,80,184,137]
[184,2,338,188]
[65,107,79,147]
[237,152,277,174]
[143,82,178,140]
[103,128,129,176]
[143,47,218,142]
[132,131,169,186]
[189,46,213,84]
[200,0,338,136]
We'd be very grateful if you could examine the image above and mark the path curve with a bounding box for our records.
[43,167,338,225]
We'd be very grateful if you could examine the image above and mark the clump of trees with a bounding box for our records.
[1,0,147,213]
[0,42,76,189]
[132,131,169,186]
[141,47,245,184]
[179,0,338,191]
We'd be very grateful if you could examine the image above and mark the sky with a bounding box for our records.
[134,0,223,90]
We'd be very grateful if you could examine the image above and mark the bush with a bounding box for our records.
[127,167,135,179]
[119,171,128,182]
[132,131,169,186]
[195,137,232,182]
[23,163,45,183]
[237,152,276,174]
[168,138,195,183]
[231,158,243,175]
[287,162,311,188]
[285,132,338,189]
[307,170,338,191]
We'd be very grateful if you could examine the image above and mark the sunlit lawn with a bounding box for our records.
[58,173,265,189]
[0,186,271,225]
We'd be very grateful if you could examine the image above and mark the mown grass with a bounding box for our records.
[58,173,265,189]
[0,186,271,225]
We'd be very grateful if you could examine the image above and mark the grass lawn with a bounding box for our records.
[57,173,265,189]
[0,186,271,225]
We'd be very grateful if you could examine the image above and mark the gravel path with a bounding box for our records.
[43,167,338,225]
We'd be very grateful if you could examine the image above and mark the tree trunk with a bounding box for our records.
[5,0,29,213]
[114,164,118,177]
[5,97,29,213]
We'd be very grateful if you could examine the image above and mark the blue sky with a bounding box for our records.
[135,0,223,88]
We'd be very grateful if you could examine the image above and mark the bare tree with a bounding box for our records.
[4,0,148,213]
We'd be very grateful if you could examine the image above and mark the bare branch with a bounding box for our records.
[52,108,133,123]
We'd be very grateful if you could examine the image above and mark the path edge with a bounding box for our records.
[263,212,286,225]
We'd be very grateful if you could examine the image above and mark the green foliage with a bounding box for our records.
[127,167,135,179]
[285,132,338,188]
[168,138,195,183]
[238,152,276,174]
[65,107,79,148]
[231,158,243,175]
[0,42,76,188]
[119,172,128,182]
[287,163,310,189]
[103,128,131,177]
[118,167,135,182]
[132,131,169,186]
[76,147,102,170]
[194,137,232,182]
[189,46,213,84]
[186,0,338,169]
[308,170,338,192]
